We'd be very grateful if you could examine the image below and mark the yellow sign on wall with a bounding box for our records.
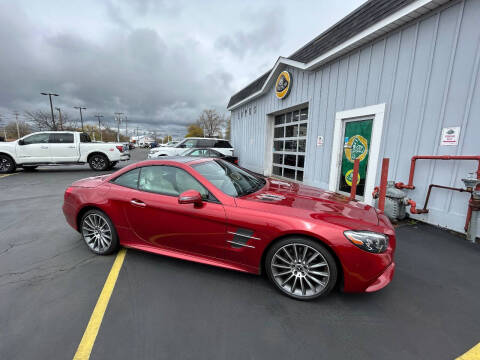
[275,71,292,99]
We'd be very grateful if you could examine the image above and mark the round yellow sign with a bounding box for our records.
[345,135,368,163]
[345,169,361,186]
[275,71,292,99]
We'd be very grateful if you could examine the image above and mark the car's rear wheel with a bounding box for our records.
[88,154,109,171]
[80,210,119,255]
[265,237,337,300]
[0,154,15,174]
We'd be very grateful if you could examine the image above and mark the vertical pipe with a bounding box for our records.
[378,158,390,212]
[349,159,360,200]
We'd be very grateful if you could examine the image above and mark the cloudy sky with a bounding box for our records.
[0,0,364,138]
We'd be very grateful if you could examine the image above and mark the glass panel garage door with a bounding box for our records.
[272,108,308,182]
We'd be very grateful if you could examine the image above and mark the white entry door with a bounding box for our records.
[328,104,386,205]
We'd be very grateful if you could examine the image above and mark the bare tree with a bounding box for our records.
[25,110,59,131]
[196,109,225,138]
[5,121,32,139]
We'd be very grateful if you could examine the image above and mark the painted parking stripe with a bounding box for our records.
[73,248,127,360]
[0,173,18,179]
[457,342,480,360]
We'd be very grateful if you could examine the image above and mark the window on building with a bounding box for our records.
[272,107,308,181]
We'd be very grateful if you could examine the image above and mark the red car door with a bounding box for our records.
[122,165,227,260]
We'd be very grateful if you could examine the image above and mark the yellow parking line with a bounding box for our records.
[73,248,127,360]
[0,173,18,179]
[457,342,480,360]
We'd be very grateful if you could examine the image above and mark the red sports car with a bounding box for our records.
[63,157,395,300]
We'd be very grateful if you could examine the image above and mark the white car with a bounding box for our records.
[159,141,180,147]
[0,131,130,173]
[148,137,233,159]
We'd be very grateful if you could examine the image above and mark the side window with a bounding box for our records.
[197,139,212,148]
[51,133,74,143]
[214,140,232,148]
[112,168,140,189]
[80,133,92,143]
[182,139,197,148]
[22,133,50,145]
[207,149,222,157]
[189,149,208,157]
[138,166,209,199]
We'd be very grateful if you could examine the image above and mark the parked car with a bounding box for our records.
[0,131,130,173]
[128,143,136,150]
[148,137,233,159]
[181,148,238,164]
[63,157,395,300]
[159,141,179,147]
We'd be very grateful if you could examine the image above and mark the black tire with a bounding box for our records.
[88,154,110,171]
[0,154,16,174]
[23,166,38,172]
[80,209,119,255]
[265,237,337,300]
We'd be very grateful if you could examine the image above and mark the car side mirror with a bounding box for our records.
[178,190,203,206]
[18,139,25,145]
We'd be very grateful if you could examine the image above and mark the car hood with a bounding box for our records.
[71,175,109,188]
[238,178,379,228]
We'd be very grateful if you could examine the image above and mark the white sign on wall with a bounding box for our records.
[317,136,324,147]
[440,127,460,146]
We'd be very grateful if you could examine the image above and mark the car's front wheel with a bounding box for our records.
[88,154,109,171]
[265,237,337,300]
[80,209,119,255]
[0,154,16,174]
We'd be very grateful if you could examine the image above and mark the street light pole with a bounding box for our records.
[41,92,59,129]
[55,107,63,130]
[13,112,20,139]
[74,106,87,132]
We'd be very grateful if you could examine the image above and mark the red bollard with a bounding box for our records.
[378,158,390,212]
[349,159,360,201]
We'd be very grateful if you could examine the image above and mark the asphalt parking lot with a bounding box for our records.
[1,148,479,360]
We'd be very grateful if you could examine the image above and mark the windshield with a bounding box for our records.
[192,160,266,197]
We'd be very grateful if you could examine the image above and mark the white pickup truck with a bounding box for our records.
[0,131,130,173]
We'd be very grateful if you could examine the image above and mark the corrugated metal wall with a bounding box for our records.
[231,0,480,236]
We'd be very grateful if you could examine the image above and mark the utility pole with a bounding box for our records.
[13,112,20,139]
[55,107,63,130]
[94,114,104,142]
[124,115,128,141]
[114,112,124,142]
[40,92,59,129]
[0,114,7,139]
[74,106,86,132]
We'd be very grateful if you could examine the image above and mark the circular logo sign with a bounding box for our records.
[275,71,292,99]
[345,169,361,186]
[345,135,368,163]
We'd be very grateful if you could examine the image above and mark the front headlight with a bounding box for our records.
[344,230,389,253]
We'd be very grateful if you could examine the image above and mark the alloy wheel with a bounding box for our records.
[82,213,113,253]
[91,156,106,170]
[0,157,12,173]
[270,243,330,298]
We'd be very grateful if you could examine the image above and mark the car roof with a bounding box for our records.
[182,137,227,140]
[149,156,209,164]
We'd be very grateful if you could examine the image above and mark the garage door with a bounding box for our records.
[272,107,308,182]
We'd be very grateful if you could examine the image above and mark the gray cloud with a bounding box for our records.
[215,8,285,59]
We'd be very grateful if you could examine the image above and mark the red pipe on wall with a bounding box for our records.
[395,155,480,190]
[378,158,390,212]
[349,159,360,201]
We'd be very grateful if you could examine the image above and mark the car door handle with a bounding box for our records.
[130,199,146,207]
[40,146,49,149]
[68,146,76,149]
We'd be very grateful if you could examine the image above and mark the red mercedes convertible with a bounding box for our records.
[63,157,395,300]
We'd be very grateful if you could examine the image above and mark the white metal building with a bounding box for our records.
[228,0,480,237]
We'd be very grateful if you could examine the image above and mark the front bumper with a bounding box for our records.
[365,262,395,292]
